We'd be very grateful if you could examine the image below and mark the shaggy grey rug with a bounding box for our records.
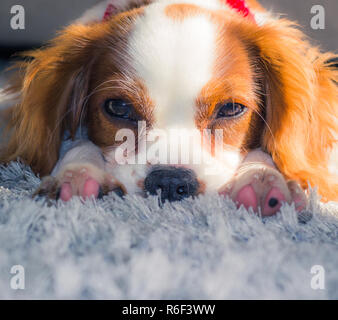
[0,161,338,299]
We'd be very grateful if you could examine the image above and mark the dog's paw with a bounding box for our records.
[34,163,125,201]
[218,164,308,216]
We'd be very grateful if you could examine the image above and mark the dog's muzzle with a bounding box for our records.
[144,166,199,202]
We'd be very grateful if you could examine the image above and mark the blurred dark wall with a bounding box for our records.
[0,0,98,47]
[0,0,337,52]
[260,0,338,52]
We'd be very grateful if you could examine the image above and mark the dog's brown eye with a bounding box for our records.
[104,99,133,120]
[216,102,247,119]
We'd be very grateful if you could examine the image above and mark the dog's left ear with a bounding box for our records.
[236,19,338,201]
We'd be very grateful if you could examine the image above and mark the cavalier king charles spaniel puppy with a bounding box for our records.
[1,0,338,216]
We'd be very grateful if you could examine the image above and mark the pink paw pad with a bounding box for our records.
[235,184,258,211]
[82,178,100,199]
[262,187,286,216]
[60,183,72,202]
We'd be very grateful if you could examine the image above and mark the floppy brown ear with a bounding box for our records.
[236,19,338,201]
[0,23,107,176]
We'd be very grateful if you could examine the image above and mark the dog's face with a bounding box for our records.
[5,0,338,201]
[84,2,265,198]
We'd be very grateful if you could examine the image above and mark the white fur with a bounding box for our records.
[52,140,105,176]
[156,0,224,11]
[128,2,216,129]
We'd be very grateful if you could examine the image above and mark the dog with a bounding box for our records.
[1,0,337,216]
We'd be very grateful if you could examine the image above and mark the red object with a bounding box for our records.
[225,0,256,22]
[102,3,117,21]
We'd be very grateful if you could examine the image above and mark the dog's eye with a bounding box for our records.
[104,99,133,120]
[216,102,247,119]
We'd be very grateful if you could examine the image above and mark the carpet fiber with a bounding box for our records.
[0,161,338,299]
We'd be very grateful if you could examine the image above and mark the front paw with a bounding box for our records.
[34,163,125,201]
[219,164,308,216]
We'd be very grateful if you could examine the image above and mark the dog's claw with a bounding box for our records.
[112,186,125,198]
[297,210,313,224]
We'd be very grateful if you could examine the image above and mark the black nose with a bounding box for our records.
[144,166,199,202]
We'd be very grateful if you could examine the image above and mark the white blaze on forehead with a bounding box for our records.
[156,0,224,10]
[128,2,216,129]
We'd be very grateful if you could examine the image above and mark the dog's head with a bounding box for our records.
[3,0,338,201]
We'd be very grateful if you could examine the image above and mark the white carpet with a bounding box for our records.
[0,161,338,299]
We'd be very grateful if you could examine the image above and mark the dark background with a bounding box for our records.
[0,0,337,51]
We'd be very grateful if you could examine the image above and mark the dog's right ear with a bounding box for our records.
[0,23,109,176]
